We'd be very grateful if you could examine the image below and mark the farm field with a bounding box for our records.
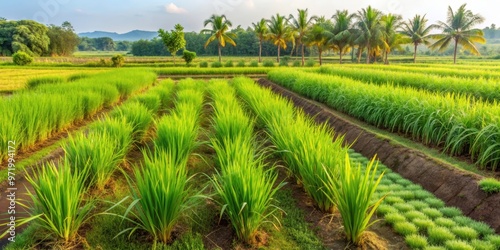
[0,65,499,250]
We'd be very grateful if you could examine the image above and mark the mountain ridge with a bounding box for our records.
[78,30,158,41]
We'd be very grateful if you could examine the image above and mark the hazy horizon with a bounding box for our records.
[1,1,497,33]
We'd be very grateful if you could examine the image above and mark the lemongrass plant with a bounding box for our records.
[8,160,94,243]
[323,155,385,245]
[107,150,201,245]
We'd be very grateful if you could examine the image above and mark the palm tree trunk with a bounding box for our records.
[384,51,389,65]
[339,46,344,64]
[357,48,362,63]
[318,46,322,66]
[259,40,262,63]
[366,43,370,64]
[413,44,418,63]
[277,44,281,63]
[301,43,305,66]
[453,39,458,64]
[218,43,222,63]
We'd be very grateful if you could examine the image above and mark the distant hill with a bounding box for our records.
[78,30,158,41]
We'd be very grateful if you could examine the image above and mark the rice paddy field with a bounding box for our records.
[1,61,500,250]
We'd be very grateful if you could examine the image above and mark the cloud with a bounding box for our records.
[245,0,255,9]
[165,3,187,14]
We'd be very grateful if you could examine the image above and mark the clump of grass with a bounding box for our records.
[428,226,455,244]
[444,240,474,250]
[211,61,223,68]
[394,203,415,213]
[237,60,246,67]
[292,60,301,67]
[385,172,403,181]
[413,218,435,231]
[424,198,445,208]
[439,207,462,218]
[435,217,457,228]
[404,211,428,221]
[408,200,429,210]
[384,196,405,205]
[395,179,414,186]
[394,222,418,236]
[414,190,434,200]
[262,60,275,67]
[199,61,209,68]
[108,151,201,245]
[479,178,500,193]
[451,226,478,240]
[471,239,496,250]
[406,184,424,191]
[249,60,259,67]
[224,60,234,67]
[425,246,446,250]
[111,102,153,141]
[469,221,495,237]
[485,234,500,248]
[130,94,161,114]
[422,208,443,219]
[405,234,428,249]
[12,160,94,243]
[26,76,65,89]
[384,212,407,225]
[377,204,398,216]
[305,59,315,67]
[394,190,416,200]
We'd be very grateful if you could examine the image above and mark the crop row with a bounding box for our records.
[153,67,270,76]
[0,69,157,161]
[338,63,500,80]
[269,69,500,170]
[315,66,500,102]
[207,80,282,244]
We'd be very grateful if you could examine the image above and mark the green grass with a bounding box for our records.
[394,222,419,236]
[427,227,456,244]
[479,178,500,193]
[405,234,428,249]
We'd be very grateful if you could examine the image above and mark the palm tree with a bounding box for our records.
[355,6,383,63]
[326,10,356,64]
[251,18,267,63]
[201,14,237,63]
[306,22,329,65]
[289,9,317,65]
[400,15,436,63]
[430,4,485,64]
[381,14,405,64]
[267,14,294,63]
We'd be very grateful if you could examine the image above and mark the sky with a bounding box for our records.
[0,0,497,33]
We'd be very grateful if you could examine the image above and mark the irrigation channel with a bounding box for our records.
[0,75,498,249]
[256,78,500,233]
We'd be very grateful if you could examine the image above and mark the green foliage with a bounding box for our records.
[7,160,94,242]
[46,22,79,56]
[428,226,455,244]
[479,178,500,193]
[237,60,246,67]
[422,208,443,219]
[471,239,496,250]
[292,60,301,67]
[109,151,200,244]
[12,51,33,65]
[486,235,500,248]
[111,102,154,141]
[434,218,457,228]
[394,222,418,236]
[249,60,259,67]
[451,226,478,240]
[405,234,428,249]
[0,20,50,56]
[413,218,435,231]
[26,76,64,89]
[385,212,406,225]
[158,23,186,64]
[444,240,474,250]
[262,60,275,67]
[305,59,316,67]
[202,14,237,62]
[394,203,415,213]
[404,211,428,221]
[182,49,196,65]
[377,204,398,215]
[224,60,234,67]
[324,156,385,244]
[111,54,125,67]
[199,61,208,68]
[211,61,223,68]
[439,207,463,218]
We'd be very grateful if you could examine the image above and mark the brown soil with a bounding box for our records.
[257,78,500,233]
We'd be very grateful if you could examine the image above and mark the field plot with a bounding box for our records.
[2,70,498,250]
[0,68,107,91]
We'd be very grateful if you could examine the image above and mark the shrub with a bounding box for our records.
[428,226,455,244]
[12,51,34,65]
[444,240,474,250]
[249,60,259,67]
[182,49,197,65]
[111,54,125,67]
[451,226,478,240]
[479,178,500,193]
[394,222,418,236]
[224,60,234,67]
[405,234,428,249]
[439,207,462,218]
[199,61,209,68]
[211,61,223,68]
[237,60,246,67]
[279,59,289,67]
[262,60,275,67]
[305,59,315,67]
